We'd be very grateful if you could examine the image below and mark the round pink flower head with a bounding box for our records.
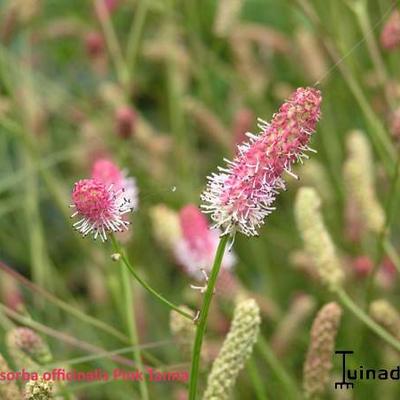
[91,158,139,210]
[70,178,132,241]
[201,87,322,236]
[380,10,400,51]
[174,204,235,279]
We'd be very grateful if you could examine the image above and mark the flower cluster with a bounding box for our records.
[70,159,137,241]
[201,87,321,236]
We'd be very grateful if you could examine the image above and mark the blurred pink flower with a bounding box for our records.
[352,255,373,278]
[390,107,400,141]
[91,158,138,210]
[174,204,236,279]
[70,178,132,241]
[202,87,321,236]
[115,105,136,139]
[380,10,400,51]
[85,31,105,58]
[104,0,120,13]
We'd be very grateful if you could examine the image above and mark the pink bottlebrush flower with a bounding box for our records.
[70,179,132,241]
[174,204,236,279]
[91,158,138,209]
[115,105,136,139]
[202,87,322,236]
[380,10,400,51]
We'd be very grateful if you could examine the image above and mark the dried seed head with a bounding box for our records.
[343,130,384,235]
[370,299,400,340]
[303,302,342,399]
[203,298,261,400]
[295,187,344,289]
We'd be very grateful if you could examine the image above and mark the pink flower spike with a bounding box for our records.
[201,87,322,236]
[70,179,132,241]
[174,204,235,279]
[91,158,139,210]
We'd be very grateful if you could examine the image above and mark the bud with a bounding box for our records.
[24,377,54,400]
[203,298,260,400]
[370,299,400,340]
[0,354,22,399]
[115,105,136,139]
[84,31,104,59]
[380,10,400,51]
[7,328,52,369]
[170,305,196,357]
[343,130,385,235]
[295,187,344,289]
[351,255,373,278]
[303,302,342,399]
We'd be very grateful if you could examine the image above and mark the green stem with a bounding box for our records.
[126,0,149,86]
[110,234,193,320]
[120,264,149,400]
[188,235,229,400]
[95,0,129,86]
[0,261,129,343]
[257,337,299,400]
[335,287,400,352]
[366,155,400,300]
[350,0,394,109]
[247,358,269,400]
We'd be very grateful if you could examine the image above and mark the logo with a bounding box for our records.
[334,350,400,389]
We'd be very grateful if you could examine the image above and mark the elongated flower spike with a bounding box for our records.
[201,87,321,237]
[203,298,261,400]
[303,302,342,399]
[70,178,133,241]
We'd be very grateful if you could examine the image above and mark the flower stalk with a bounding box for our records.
[188,234,229,400]
[110,234,193,320]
